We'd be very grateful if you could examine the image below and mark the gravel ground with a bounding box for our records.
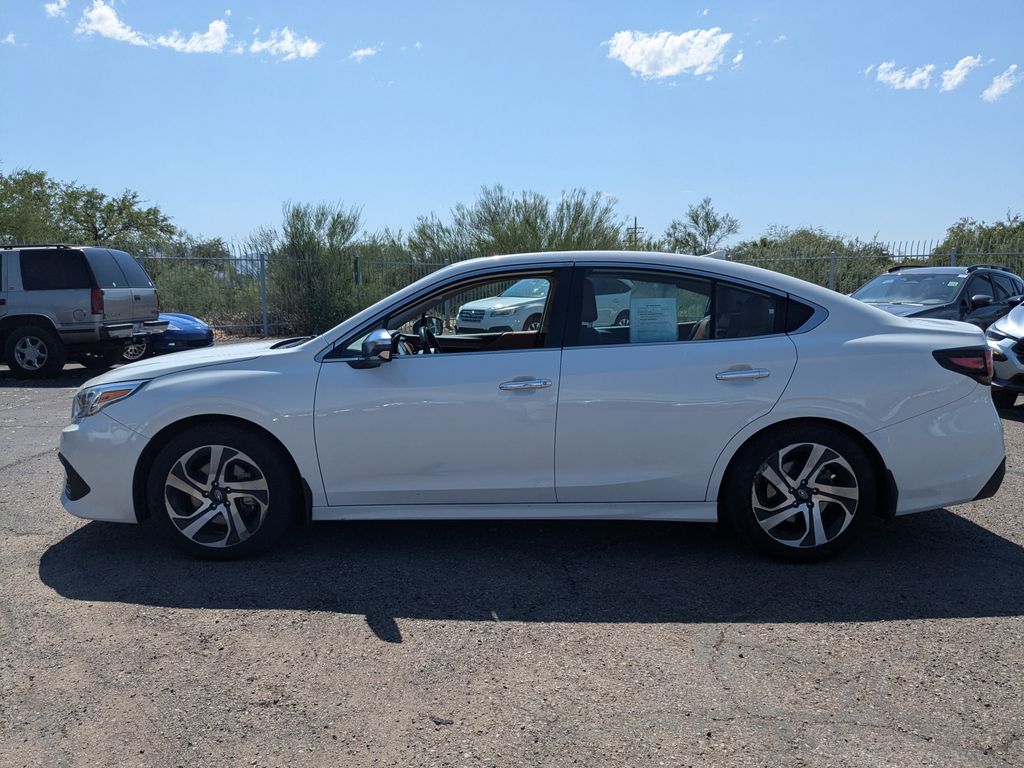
[1,366,1022,767]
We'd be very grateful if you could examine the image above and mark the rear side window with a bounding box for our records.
[991,274,1016,300]
[84,249,129,288]
[19,249,92,290]
[109,250,153,288]
[713,282,784,339]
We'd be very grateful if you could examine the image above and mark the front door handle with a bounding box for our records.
[499,378,552,391]
[715,368,770,381]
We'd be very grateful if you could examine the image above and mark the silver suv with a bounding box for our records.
[0,245,167,378]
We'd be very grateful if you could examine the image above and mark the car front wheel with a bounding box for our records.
[4,325,67,379]
[991,388,1018,409]
[722,424,875,562]
[147,424,297,559]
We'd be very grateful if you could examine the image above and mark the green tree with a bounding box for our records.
[408,185,625,260]
[664,197,740,255]
[935,213,1024,255]
[57,183,176,249]
[0,169,62,243]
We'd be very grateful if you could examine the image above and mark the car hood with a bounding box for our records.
[84,339,285,387]
[160,312,210,332]
[990,304,1024,339]
[460,296,540,312]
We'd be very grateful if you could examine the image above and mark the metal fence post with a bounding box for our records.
[827,251,837,291]
[259,251,269,337]
[950,247,957,268]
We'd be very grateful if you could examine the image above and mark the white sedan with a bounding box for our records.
[59,251,1005,561]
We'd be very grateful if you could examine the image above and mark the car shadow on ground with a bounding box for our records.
[0,366,94,388]
[39,512,1024,642]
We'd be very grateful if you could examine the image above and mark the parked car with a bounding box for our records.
[0,244,168,378]
[123,312,214,362]
[850,264,1024,329]
[59,251,1005,562]
[985,299,1024,408]
[455,277,632,333]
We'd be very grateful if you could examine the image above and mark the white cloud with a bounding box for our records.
[156,19,230,54]
[348,46,378,62]
[1,32,15,46]
[874,60,934,90]
[606,27,733,79]
[940,54,982,92]
[700,8,709,16]
[43,0,68,18]
[982,64,1020,102]
[250,27,322,60]
[731,50,743,65]
[863,64,875,76]
[76,0,150,47]
[414,41,421,49]
[772,34,786,44]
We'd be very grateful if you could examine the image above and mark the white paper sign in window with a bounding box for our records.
[629,297,677,343]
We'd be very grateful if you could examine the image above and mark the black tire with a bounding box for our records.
[4,325,67,379]
[147,423,298,559]
[991,388,1018,409]
[122,337,150,362]
[614,310,630,326]
[524,314,543,332]
[721,423,876,562]
[79,347,122,371]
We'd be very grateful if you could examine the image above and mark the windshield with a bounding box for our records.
[500,279,549,299]
[852,273,962,305]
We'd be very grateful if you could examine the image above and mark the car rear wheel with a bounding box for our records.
[122,338,149,362]
[4,325,67,379]
[614,310,630,326]
[991,388,1018,409]
[722,424,875,562]
[147,424,297,559]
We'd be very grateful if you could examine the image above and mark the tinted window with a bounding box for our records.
[713,282,783,339]
[967,275,994,300]
[19,249,92,290]
[786,299,816,332]
[852,273,962,305]
[109,250,153,288]
[991,274,1015,301]
[84,249,128,288]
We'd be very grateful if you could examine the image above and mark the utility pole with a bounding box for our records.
[626,216,645,249]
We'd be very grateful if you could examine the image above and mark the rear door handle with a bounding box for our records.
[715,368,770,381]
[499,378,552,391]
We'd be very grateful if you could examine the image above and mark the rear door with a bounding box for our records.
[108,250,159,325]
[555,266,797,502]
[82,249,133,323]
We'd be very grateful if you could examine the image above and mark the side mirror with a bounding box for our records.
[349,329,393,369]
[970,294,993,309]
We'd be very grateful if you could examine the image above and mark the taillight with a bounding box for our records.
[932,346,992,385]
[90,287,104,316]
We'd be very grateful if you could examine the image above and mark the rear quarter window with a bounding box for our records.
[19,249,92,290]
[84,249,129,288]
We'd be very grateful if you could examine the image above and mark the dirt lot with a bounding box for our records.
[1,366,1022,767]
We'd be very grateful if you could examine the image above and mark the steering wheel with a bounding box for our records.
[418,325,442,354]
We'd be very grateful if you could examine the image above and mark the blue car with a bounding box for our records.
[122,312,214,362]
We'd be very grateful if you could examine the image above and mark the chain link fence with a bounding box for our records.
[139,241,1024,336]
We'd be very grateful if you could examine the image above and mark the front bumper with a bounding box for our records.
[988,336,1024,392]
[59,412,150,523]
[868,385,1005,515]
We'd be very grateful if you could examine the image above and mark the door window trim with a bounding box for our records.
[563,264,793,349]
[322,266,572,361]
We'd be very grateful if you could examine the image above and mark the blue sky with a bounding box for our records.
[1,1,1022,246]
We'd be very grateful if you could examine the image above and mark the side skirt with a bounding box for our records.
[311,501,718,522]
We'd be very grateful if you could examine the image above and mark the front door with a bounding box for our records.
[555,266,798,502]
[314,268,568,507]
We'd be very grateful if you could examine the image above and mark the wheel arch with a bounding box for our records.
[132,414,312,524]
[713,416,897,523]
[0,314,60,344]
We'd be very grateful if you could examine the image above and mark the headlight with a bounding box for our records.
[72,380,147,421]
[490,306,521,316]
[165,320,183,331]
[987,328,1012,341]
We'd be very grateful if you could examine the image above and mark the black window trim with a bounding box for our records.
[563,263,807,349]
[320,264,573,361]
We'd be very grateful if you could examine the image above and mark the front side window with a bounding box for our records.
[339,271,558,357]
[967,275,994,301]
[569,268,783,346]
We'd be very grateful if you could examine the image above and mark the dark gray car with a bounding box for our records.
[0,245,167,378]
[851,264,1024,329]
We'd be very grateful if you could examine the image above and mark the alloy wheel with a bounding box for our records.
[750,442,859,549]
[123,339,148,361]
[14,335,47,370]
[163,444,270,548]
